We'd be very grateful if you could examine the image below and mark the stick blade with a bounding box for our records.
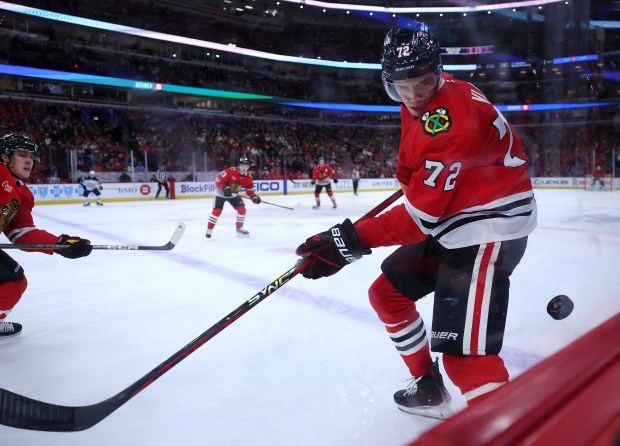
[0,387,121,432]
[0,388,80,432]
[168,222,186,248]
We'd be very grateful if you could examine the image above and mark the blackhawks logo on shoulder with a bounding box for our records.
[421,107,451,137]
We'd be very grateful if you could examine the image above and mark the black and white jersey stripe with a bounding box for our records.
[404,190,537,249]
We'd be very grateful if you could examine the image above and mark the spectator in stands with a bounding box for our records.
[119,170,131,182]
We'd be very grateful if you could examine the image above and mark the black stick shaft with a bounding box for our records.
[0,222,186,251]
[240,195,294,210]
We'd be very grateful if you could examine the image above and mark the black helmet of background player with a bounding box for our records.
[238,157,250,174]
[381,22,442,103]
[0,133,40,177]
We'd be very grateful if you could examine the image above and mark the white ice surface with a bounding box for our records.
[0,189,619,445]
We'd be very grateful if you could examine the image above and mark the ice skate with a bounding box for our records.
[394,358,453,420]
[83,201,90,207]
[332,203,337,209]
[0,321,22,339]
[312,203,320,210]
[236,227,250,237]
[96,202,103,206]
[206,228,213,239]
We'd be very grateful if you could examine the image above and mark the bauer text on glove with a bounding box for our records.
[295,218,371,279]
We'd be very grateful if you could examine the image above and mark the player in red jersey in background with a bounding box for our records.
[310,157,339,209]
[206,157,261,238]
[0,134,93,339]
[295,23,537,419]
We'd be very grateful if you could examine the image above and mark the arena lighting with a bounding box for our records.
[278,0,566,13]
[602,70,620,81]
[552,54,598,64]
[1,62,614,114]
[590,20,620,28]
[0,2,373,69]
[276,101,617,113]
[444,46,494,55]
[0,2,516,72]
[0,64,274,100]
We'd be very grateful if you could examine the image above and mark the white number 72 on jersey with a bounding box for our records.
[423,108,526,191]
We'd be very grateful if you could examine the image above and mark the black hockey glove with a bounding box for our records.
[333,178,338,183]
[99,186,103,191]
[295,218,371,280]
[222,186,232,197]
[251,195,261,204]
[56,235,93,259]
[310,180,316,185]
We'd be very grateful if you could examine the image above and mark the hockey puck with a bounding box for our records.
[546,295,574,320]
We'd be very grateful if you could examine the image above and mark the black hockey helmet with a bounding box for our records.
[238,157,249,165]
[0,133,40,163]
[381,22,442,101]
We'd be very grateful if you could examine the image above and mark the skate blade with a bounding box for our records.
[396,403,453,420]
[0,332,22,340]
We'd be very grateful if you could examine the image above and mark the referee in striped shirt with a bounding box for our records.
[153,165,170,199]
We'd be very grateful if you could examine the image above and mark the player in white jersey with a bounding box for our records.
[80,170,103,206]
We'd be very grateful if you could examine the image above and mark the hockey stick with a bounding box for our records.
[0,222,186,251]
[241,195,295,210]
[0,190,403,432]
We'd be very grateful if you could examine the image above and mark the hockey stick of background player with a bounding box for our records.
[0,189,403,432]
[0,222,186,251]
[241,195,295,210]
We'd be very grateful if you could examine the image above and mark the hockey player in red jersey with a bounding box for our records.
[311,157,338,209]
[206,157,261,238]
[0,134,93,339]
[295,23,537,419]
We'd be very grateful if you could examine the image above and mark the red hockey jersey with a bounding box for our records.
[214,167,257,198]
[0,164,57,253]
[357,73,537,249]
[312,164,338,186]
